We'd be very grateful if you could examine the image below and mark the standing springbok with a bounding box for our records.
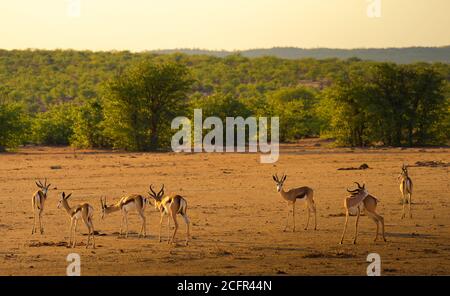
[398,164,413,219]
[272,174,317,232]
[57,192,95,248]
[100,194,148,238]
[31,179,51,235]
[339,182,386,244]
[148,184,190,246]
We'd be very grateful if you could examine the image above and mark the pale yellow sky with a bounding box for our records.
[0,0,449,51]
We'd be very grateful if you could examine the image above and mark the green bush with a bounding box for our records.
[267,87,321,142]
[0,101,29,150]
[71,99,110,148]
[102,60,193,151]
[31,103,75,145]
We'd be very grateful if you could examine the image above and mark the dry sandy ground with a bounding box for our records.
[0,140,449,275]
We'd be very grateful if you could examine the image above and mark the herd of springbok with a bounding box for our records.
[31,164,413,248]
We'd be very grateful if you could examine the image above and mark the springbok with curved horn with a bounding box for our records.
[148,184,190,246]
[57,192,95,248]
[398,164,413,219]
[100,194,148,238]
[340,182,386,244]
[272,173,316,232]
[31,178,51,234]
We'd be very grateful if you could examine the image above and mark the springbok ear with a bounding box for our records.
[66,193,72,199]
[363,183,366,189]
[282,175,287,182]
[272,175,277,182]
[62,192,66,198]
[36,181,42,188]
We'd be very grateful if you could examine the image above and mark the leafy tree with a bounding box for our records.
[267,87,320,142]
[102,60,193,151]
[31,103,75,145]
[191,93,251,119]
[402,65,447,145]
[318,76,373,146]
[321,63,448,146]
[190,93,253,147]
[0,100,28,151]
[71,98,109,148]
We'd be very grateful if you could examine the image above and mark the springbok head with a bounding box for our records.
[401,164,409,176]
[36,178,51,195]
[272,174,287,192]
[57,192,72,209]
[347,182,368,196]
[148,184,165,209]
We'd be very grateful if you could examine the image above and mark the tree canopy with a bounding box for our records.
[0,49,448,151]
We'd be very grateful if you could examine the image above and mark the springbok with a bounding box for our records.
[100,194,148,238]
[272,174,317,232]
[31,179,51,235]
[339,182,386,244]
[57,192,95,248]
[398,164,413,219]
[148,184,190,246]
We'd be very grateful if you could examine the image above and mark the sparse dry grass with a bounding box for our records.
[0,142,449,275]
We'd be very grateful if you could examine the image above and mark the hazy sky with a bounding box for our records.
[0,0,449,51]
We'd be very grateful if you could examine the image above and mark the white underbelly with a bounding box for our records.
[348,204,363,216]
[122,202,136,212]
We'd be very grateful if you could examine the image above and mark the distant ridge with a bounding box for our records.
[150,46,450,64]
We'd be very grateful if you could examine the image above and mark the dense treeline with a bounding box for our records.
[153,46,450,64]
[0,49,449,151]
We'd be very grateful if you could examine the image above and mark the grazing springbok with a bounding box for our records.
[100,194,148,238]
[339,182,386,244]
[31,179,51,235]
[148,184,190,246]
[398,164,413,219]
[272,174,317,232]
[57,192,95,248]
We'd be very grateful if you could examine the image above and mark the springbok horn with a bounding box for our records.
[158,184,165,196]
[347,188,359,193]
[354,182,362,189]
[149,184,157,197]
